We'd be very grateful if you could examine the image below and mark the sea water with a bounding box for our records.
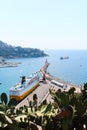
[0,50,87,96]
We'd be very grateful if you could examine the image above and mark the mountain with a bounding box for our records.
[0,41,48,58]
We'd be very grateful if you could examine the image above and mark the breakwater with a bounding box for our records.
[15,61,81,110]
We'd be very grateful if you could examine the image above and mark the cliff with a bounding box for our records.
[0,41,48,58]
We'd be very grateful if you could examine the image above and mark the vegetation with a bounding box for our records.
[0,41,48,58]
[0,83,87,130]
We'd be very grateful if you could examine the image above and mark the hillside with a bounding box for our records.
[0,41,48,58]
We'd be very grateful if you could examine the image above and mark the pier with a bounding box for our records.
[15,61,81,110]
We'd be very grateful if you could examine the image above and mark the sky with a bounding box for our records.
[0,0,87,50]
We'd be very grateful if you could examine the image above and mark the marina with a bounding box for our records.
[15,61,81,110]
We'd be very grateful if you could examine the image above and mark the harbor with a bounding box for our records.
[15,61,81,110]
[0,60,86,130]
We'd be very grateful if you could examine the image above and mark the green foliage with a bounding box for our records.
[58,92,69,107]
[8,98,17,107]
[0,83,87,129]
[82,83,87,100]
[1,93,8,105]
[0,104,6,112]
[84,82,87,90]
[68,87,76,95]
[44,104,52,114]
[33,94,38,101]
[0,111,13,129]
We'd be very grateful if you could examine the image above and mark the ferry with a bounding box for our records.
[9,72,39,102]
[60,56,69,60]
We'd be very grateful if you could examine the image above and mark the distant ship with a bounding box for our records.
[60,56,69,60]
[9,72,39,102]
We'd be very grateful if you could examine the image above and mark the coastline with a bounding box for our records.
[0,62,21,68]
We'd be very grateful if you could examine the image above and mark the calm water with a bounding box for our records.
[0,50,87,96]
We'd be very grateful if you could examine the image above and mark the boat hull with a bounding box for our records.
[10,82,39,101]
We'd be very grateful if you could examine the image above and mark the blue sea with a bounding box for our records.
[0,50,87,97]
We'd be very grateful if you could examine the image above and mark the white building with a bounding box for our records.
[0,56,5,63]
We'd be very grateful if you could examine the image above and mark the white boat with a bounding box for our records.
[9,72,39,102]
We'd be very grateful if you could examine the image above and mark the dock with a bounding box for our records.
[15,61,81,110]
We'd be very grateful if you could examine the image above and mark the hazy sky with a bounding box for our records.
[0,0,87,49]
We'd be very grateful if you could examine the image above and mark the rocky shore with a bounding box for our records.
[0,62,20,68]
[0,56,20,68]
